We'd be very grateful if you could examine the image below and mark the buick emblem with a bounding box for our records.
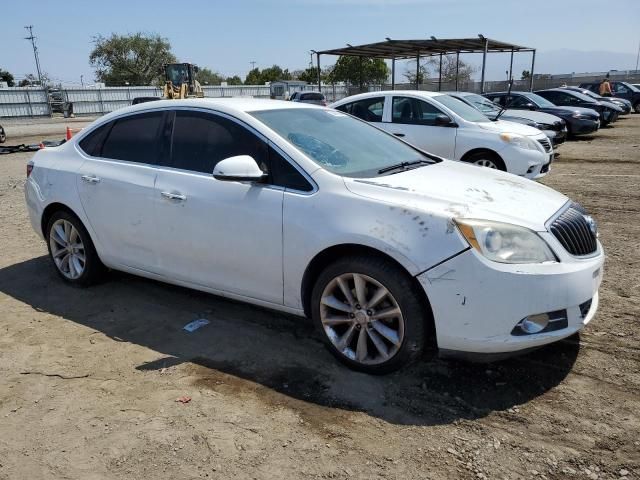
[583,215,598,238]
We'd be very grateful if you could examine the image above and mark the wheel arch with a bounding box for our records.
[300,243,436,344]
[40,202,83,238]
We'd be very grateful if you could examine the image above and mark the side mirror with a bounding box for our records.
[526,103,536,110]
[435,114,456,127]
[213,155,267,182]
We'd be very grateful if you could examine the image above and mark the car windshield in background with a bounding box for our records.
[433,94,491,123]
[624,83,640,92]
[251,108,435,178]
[521,93,556,108]
[458,93,501,118]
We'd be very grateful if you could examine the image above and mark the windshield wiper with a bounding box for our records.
[378,159,431,174]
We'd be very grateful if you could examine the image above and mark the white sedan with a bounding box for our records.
[25,99,603,373]
[331,90,554,179]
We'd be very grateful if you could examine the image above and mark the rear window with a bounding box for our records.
[101,112,164,164]
[301,93,324,101]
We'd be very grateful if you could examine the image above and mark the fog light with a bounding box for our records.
[511,310,568,336]
[519,314,549,334]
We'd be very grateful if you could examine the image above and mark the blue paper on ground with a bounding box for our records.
[183,318,210,332]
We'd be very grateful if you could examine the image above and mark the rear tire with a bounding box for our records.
[311,255,429,374]
[633,102,640,114]
[46,211,105,286]
[0,126,6,143]
[462,151,506,171]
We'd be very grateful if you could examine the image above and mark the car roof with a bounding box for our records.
[332,90,445,104]
[124,97,315,115]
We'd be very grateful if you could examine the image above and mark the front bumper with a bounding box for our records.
[498,142,550,179]
[417,243,604,356]
[545,128,567,147]
[569,118,599,135]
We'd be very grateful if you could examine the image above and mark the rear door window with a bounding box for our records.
[78,122,112,157]
[170,111,268,174]
[101,112,164,164]
[339,97,385,122]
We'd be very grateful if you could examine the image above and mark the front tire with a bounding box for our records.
[0,126,6,143]
[634,102,640,114]
[311,255,429,374]
[462,151,506,171]
[46,211,105,286]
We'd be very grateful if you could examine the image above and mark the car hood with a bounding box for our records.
[540,106,599,118]
[503,109,563,124]
[343,160,568,232]
[599,100,623,112]
[476,119,543,137]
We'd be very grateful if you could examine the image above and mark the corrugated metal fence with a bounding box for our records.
[2,74,638,118]
[0,85,344,118]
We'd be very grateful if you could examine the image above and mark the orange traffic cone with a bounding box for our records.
[66,126,72,141]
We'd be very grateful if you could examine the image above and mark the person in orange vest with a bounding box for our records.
[599,78,612,97]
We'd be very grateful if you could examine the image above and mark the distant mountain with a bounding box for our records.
[480,49,638,80]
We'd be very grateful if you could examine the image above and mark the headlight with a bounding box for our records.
[572,112,598,120]
[455,219,556,264]
[499,132,539,151]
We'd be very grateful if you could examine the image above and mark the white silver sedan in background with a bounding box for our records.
[25,99,603,373]
[331,90,554,178]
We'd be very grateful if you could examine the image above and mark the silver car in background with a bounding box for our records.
[290,91,327,106]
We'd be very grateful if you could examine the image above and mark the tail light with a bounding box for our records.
[27,163,33,177]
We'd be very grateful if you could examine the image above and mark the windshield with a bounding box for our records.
[456,93,501,117]
[432,94,491,123]
[623,82,640,92]
[521,92,556,108]
[251,108,435,178]
[166,65,189,85]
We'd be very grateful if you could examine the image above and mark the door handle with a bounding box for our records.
[393,133,405,137]
[81,174,101,184]
[161,191,187,201]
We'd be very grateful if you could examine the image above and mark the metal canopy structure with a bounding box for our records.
[313,36,536,93]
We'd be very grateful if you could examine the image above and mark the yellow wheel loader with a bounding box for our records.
[163,63,205,99]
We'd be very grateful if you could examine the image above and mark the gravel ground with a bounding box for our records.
[0,116,638,480]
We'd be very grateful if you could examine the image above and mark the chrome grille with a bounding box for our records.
[537,138,552,153]
[550,204,598,256]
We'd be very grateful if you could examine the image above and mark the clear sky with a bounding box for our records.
[3,0,640,85]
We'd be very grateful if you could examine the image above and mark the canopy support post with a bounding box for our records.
[529,49,536,91]
[480,37,488,94]
[416,52,420,89]
[455,52,460,91]
[316,53,321,91]
[438,53,443,91]
[391,56,395,90]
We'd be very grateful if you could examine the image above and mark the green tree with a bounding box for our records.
[297,67,323,84]
[403,65,428,85]
[0,68,15,87]
[521,70,531,80]
[197,67,224,85]
[427,55,475,83]
[327,56,388,88]
[225,75,243,85]
[260,65,291,83]
[89,33,177,86]
[245,67,262,85]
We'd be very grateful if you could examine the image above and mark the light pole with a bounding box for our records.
[24,25,44,86]
[80,75,84,87]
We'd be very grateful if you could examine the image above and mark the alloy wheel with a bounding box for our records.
[473,158,498,168]
[49,219,86,280]
[319,273,405,365]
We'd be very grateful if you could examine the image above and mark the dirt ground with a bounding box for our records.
[0,116,639,480]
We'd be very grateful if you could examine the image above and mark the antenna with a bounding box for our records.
[24,25,44,86]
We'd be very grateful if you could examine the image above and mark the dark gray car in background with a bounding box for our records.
[535,88,621,125]
[289,91,327,106]
[448,91,567,146]
[484,91,600,136]
[579,81,640,113]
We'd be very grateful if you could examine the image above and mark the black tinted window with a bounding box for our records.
[101,112,163,164]
[392,97,444,125]
[343,97,384,122]
[269,146,313,192]
[79,122,112,157]
[171,111,267,174]
[301,93,324,101]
